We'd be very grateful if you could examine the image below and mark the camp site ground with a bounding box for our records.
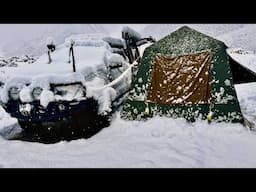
[1,24,256,168]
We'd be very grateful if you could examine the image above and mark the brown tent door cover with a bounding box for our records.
[147,51,212,105]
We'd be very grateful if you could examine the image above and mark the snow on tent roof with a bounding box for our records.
[120,26,255,123]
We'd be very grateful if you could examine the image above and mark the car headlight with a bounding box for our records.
[32,87,43,100]
[9,87,20,101]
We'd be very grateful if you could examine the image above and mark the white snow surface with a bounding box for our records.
[0,111,255,168]
[0,106,22,140]
[0,44,107,77]
[1,25,256,167]
[0,82,255,167]
[227,48,256,72]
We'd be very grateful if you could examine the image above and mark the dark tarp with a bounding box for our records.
[147,51,212,105]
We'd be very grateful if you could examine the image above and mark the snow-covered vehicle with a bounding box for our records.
[0,27,154,143]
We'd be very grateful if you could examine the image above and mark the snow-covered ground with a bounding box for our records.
[0,82,255,168]
[0,109,254,168]
[0,25,256,168]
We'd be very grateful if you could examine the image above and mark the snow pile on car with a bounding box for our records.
[0,33,129,114]
[65,33,110,48]
[85,77,117,114]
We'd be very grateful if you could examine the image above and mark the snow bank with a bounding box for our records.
[0,106,22,140]
[0,82,255,168]
[0,112,255,168]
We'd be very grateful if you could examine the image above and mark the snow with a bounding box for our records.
[65,33,109,48]
[0,34,128,112]
[0,109,256,168]
[235,82,256,123]
[40,89,55,108]
[1,45,107,77]
[19,86,33,103]
[1,25,256,167]
[85,77,117,114]
[46,37,54,46]
[227,48,256,73]
[141,24,246,42]
[0,81,256,167]
[0,106,22,140]
[0,25,111,57]
[97,87,117,114]
[0,76,31,103]
[102,37,124,48]
[122,26,142,41]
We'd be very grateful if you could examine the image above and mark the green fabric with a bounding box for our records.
[121,26,244,122]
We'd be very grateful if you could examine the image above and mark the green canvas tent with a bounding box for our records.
[121,26,256,123]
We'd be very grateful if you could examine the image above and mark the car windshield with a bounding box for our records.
[52,83,85,101]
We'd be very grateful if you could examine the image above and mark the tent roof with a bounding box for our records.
[145,26,226,58]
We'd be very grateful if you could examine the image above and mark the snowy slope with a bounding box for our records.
[141,24,247,40]
[141,24,256,51]
[218,25,256,50]
[0,24,110,57]
[0,24,148,58]
[227,48,256,72]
